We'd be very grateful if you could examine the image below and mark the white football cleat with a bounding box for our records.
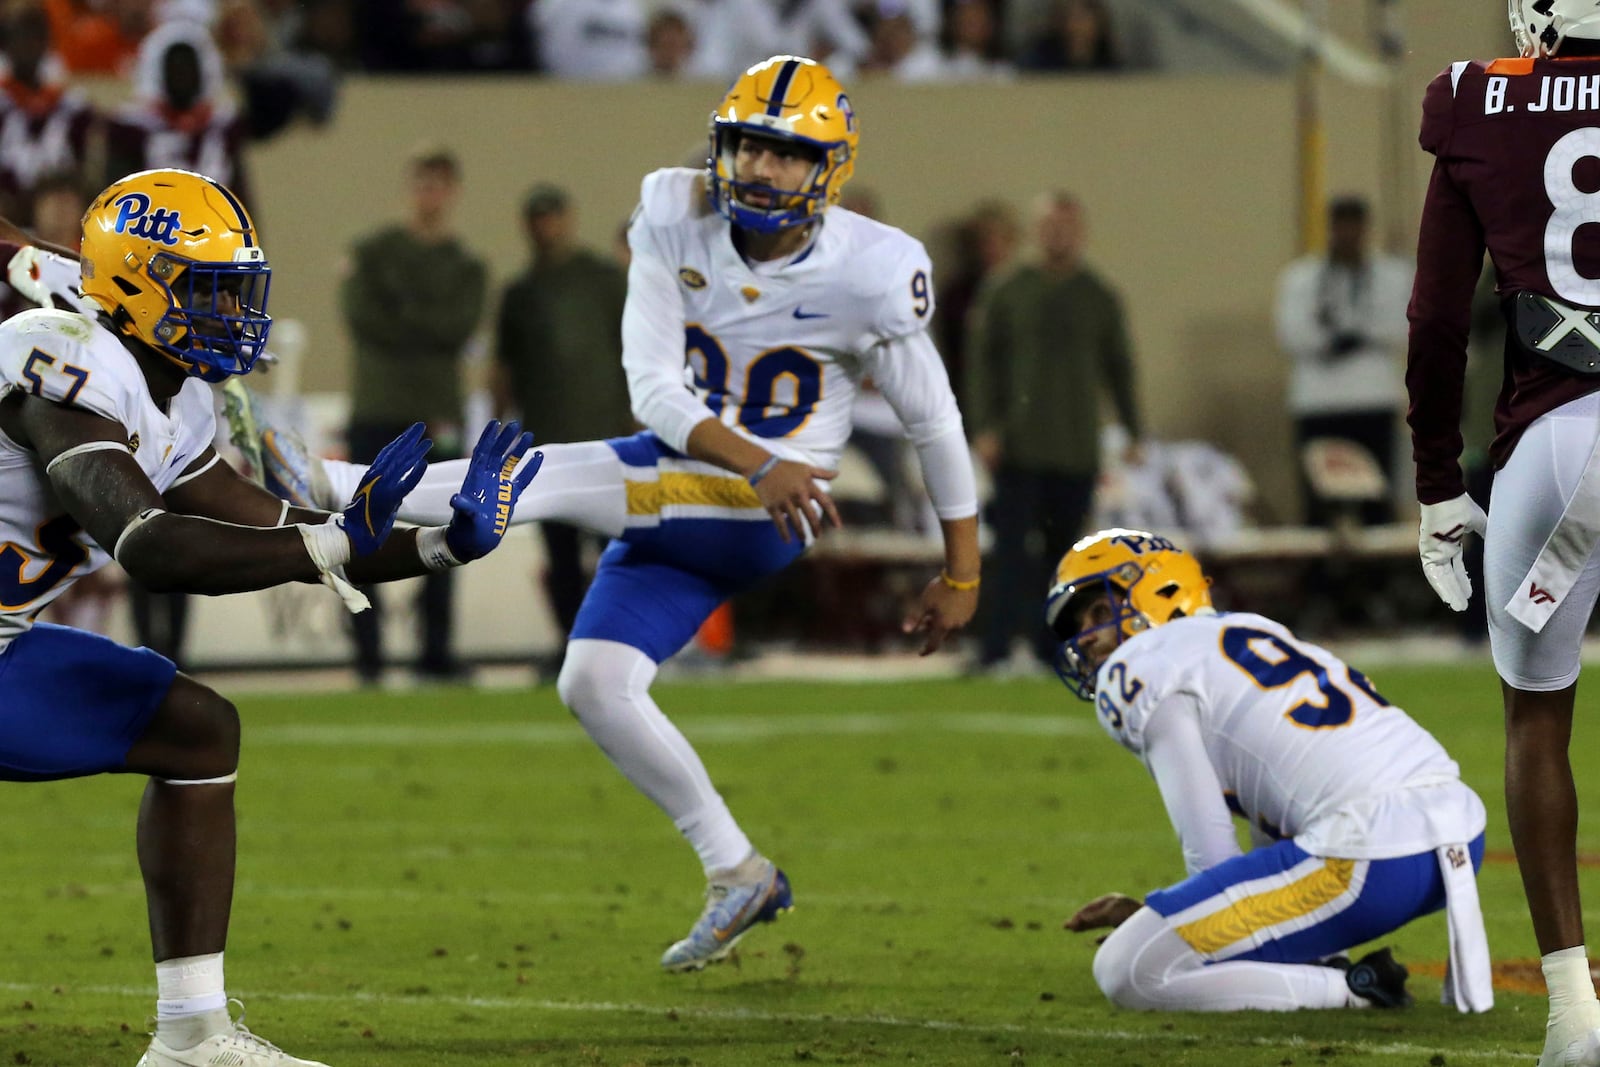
[660,853,793,972]
[136,1004,330,1067]
[220,379,332,511]
[1540,1025,1600,1066]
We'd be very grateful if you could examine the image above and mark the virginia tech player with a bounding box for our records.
[1409,3,1600,1063]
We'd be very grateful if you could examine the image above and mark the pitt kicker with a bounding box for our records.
[1487,73,1600,114]
[494,456,517,536]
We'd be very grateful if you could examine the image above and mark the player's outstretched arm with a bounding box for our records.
[169,419,540,590]
[14,393,395,597]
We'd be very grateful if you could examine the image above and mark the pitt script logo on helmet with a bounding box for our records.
[1511,0,1600,58]
[707,55,858,234]
[1043,529,1214,700]
[81,168,271,383]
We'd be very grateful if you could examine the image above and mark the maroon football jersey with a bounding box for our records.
[1407,55,1600,503]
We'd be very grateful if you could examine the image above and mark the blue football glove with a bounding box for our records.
[444,419,543,562]
[340,421,432,556]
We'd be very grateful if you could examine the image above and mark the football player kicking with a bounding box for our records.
[226,55,982,972]
[0,168,540,1066]
[1052,531,1492,1015]
[1408,4,1600,1064]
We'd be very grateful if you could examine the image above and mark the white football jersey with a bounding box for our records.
[0,309,215,641]
[1094,611,1483,859]
[626,167,940,469]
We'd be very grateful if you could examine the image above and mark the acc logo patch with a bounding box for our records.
[112,192,182,247]
[678,267,707,290]
[127,432,140,454]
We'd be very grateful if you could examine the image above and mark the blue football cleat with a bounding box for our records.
[221,380,331,510]
[660,855,793,972]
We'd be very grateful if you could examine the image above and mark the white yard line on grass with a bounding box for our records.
[0,980,1523,1061]
[248,711,1098,747]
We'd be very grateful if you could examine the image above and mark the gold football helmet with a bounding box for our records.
[81,168,270,382]
[1044,529,1214,699]
[707,55,858,233]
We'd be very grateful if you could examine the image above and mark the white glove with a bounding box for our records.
[1418,493,1488,611]
[6,245,50,307]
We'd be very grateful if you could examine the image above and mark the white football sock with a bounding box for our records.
[559,639,753,874]
[1093,908,1356,1012]
[154,953,229,1049]
[321,440,627,537]
[1546,946,1599,1012]
[1542,946,1600,1065]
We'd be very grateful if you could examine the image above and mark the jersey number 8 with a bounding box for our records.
[1546,128,1600,305]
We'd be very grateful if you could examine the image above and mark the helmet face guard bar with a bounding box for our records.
[149,251,272,381]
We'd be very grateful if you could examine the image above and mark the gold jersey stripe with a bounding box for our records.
[626,471,762,516]
[1174,858,1356,955]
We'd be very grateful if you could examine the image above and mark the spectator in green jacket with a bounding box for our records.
[341,144,487,684]
[965,191,1142,671]
[492,183,631,680]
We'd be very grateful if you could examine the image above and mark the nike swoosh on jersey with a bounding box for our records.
[792,307,829,319]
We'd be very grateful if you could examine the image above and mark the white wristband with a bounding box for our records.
[296,519,369,613]
[416,526,463,571]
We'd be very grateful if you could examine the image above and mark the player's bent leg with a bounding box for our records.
[121,680,329,1067]
[1093,907,1358,1012]
[558,639,793,971]
[121,675,241,961]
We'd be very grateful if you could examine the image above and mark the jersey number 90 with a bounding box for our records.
[685,325,822,439]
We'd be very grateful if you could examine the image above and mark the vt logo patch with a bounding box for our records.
[112,192,183,247]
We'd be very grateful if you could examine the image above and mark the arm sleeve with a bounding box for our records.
[621,217,711,452]
[1405,157,1485,505]
[867,330,977,519]
[1141,692,1242,876]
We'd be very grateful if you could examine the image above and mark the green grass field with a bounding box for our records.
[0,665,1575,1065]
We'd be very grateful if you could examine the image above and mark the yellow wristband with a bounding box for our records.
[939,569,980,591]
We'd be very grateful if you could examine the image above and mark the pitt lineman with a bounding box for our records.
[245,55,983,971]
[0,168,540,1066]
